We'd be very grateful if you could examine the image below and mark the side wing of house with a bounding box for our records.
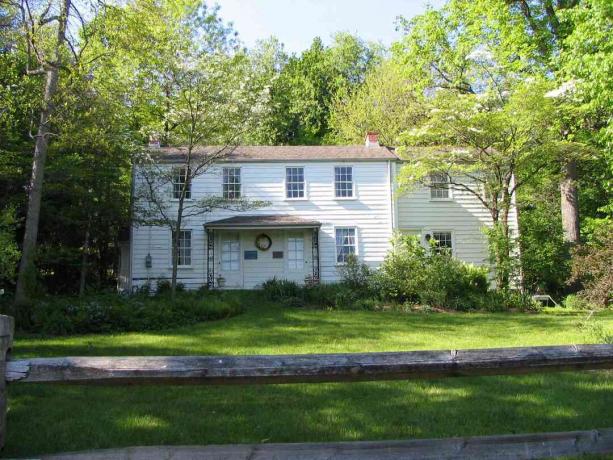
[392,162,520,268]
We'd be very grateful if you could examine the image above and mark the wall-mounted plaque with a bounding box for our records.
[244,250,258,260]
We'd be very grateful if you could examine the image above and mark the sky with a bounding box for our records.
[214,0,446,53]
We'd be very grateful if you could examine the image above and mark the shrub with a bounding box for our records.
[302,282,345,307]
[156,279,185,294]
[23,291,245,335]
[483,290,541,312]
[281,296,306,308]
[337,254,372,292]
[563,294,594,310]
[261,278,301,301]
[376,234,428,302]
[376,234,489,310]
[569,222,612,308]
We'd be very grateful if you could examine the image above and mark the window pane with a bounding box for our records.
[335,228,356,263]
[286,167,305,199]
[172,168,191,199]
[287,237,304,270]
[221,237,240,271]
[334,166,353,198]
[432,232,452,254]
[430,173,449,199]
[223,168,241,199]
[172,230,191,266]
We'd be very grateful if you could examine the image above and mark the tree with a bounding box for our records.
[134,53,268,299]
[329,59,425,146]
[6,0,104,307]
[397,80,558,289]
[251,34,383,145]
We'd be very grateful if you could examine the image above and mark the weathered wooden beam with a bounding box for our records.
[0,315,14,450]
[6,344,613,385]
[37,428,613,459]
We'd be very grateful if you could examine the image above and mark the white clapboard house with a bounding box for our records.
[119,133,518,291]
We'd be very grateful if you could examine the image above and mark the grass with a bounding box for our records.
[5,303,613,457]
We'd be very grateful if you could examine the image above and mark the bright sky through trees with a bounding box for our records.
[215,0,446,52]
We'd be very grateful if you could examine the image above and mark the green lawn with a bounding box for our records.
[5,305,613,457]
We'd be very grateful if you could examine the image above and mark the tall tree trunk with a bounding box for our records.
[14,68,60,307]
[560,159,580,244]
[79,216,92,297]
[14,0,70,308]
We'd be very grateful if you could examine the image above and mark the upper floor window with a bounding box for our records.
[335,227,356,263]
[172,229,192,266]
[286,167,305,199]
[223,167,241,200]
[430,172,450,199]
[334,166,353,198]
[172,167,191,199]
[429,231,453,254]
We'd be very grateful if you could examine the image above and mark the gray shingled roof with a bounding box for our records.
[153,145,398,162]
[205,215,321,228]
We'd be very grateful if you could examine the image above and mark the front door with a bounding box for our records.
[218,232,242,288]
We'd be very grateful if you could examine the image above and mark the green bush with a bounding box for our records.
[376,234,489,310]
[261,278,301,300]
[375,234,428,302]
[483,290,540,312]
[22,290,245,335]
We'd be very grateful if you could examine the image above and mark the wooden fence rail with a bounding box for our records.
[1,314,612,459]
[6,344,613,385]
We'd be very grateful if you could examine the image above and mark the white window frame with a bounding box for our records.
[429,172,452,201]
[426,230,454,255]
[220,236,240,272]
[287,236,305,271]
[172,167,191,200]
[170,229,192,268]
[334,226,358,265]
[285,166,307,200]
[222,167,241,200]
[334,165,356,200]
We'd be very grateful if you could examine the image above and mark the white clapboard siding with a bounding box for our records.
[394,166,520,268]
[131,161,395,289]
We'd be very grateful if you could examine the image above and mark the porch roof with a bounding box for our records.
[204,214,321,230]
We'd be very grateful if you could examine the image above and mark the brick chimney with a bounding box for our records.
[365,131,379,147]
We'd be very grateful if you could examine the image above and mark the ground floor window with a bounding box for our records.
[172,230,192,266]
[430,231,453,254]
[335,227,356,263]
[287,237,304,270]
[221,237,240,271]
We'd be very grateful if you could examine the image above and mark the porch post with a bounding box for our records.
[312,227,320,284]
[206,228,215,289]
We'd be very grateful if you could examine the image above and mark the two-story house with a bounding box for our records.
[119,133,517,291]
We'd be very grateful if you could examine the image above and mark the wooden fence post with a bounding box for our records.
[0,315,14,450]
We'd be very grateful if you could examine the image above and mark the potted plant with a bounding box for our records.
[216,275,226,288]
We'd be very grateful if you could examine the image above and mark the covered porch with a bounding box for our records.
[204,215,321,289]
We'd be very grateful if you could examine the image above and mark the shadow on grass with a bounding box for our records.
[13,307,608,358]
[4,371,612,457]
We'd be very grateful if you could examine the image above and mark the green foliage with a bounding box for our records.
[13,290,245,336]
[261,278,302,301]
[577,311,613,344]
[336,254,372,292]
[374,234,428,302]
[250,33,382,145]
[0,207,20,286]
[569,222,613,307]
[329,60,425,145]
[373,233,536,311]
